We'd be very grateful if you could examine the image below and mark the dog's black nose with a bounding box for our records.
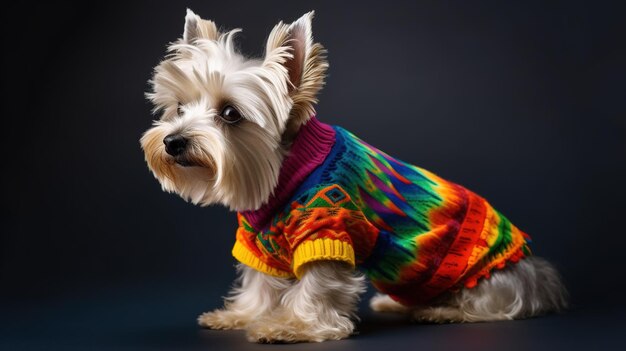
[163,134,188,156]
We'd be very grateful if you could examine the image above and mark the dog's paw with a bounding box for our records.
[370,293,409,313]
[412,307,466,324]
[197,309,249,330]
[246,322,309,343]
[245,312,353,343]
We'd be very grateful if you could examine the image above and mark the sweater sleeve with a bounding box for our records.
[231,213,295,278]
[284,184,378,278]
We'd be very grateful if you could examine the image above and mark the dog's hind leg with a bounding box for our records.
[369,293,410,313]
[369,293,466,322]
[411,257,568,323]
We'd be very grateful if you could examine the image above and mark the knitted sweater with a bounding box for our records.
[232,117,531,306]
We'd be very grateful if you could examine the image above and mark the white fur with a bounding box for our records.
[247,262,365,343]
[198,264,291,329]
[142,9,567,343]
[198,262,365,342]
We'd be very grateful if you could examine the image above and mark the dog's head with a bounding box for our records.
[141,9,327,211]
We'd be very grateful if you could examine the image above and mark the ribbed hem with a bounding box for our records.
[292,239,355,279]
[241,117,336,231]
[463,231,529,289]
[232,241,294,278]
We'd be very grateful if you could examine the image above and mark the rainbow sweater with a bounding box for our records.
[233,117,531,306]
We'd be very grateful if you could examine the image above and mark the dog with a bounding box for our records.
[140,9,568,343]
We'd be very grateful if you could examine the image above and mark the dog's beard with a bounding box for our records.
[140,124,218,205]
[141,120,284,211]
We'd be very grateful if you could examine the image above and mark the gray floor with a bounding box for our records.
[2,282,624,351]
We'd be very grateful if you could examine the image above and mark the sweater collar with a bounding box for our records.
[241,117,336,230]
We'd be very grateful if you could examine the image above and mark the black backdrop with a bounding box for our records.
[2,1,626,349]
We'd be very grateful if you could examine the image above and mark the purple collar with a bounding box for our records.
[240,117,336,230]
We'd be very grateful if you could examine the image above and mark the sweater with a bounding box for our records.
[232,117,531,306]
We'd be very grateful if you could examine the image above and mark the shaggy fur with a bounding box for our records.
[141,9,567,343]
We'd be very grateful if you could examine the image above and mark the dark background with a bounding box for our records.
[2,0,625,350]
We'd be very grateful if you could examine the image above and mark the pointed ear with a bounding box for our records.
[264,11,328,128]
[183,8,219,43]
[265,12,315,92]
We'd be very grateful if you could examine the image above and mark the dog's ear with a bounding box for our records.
[264,11,328,130]
[183,8,219,43]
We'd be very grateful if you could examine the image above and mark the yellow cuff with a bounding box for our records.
[232,241,294,278]
[292,238,355,279]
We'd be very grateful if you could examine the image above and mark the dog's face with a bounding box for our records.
[141,10,327,211]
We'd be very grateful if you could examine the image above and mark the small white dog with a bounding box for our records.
[141,9,568,343]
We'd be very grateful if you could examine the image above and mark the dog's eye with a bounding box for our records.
[177,103,184,116]
[220,105,243,124]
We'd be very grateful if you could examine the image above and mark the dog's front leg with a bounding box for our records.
[198,264,292,330]
[246,261,365,343]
